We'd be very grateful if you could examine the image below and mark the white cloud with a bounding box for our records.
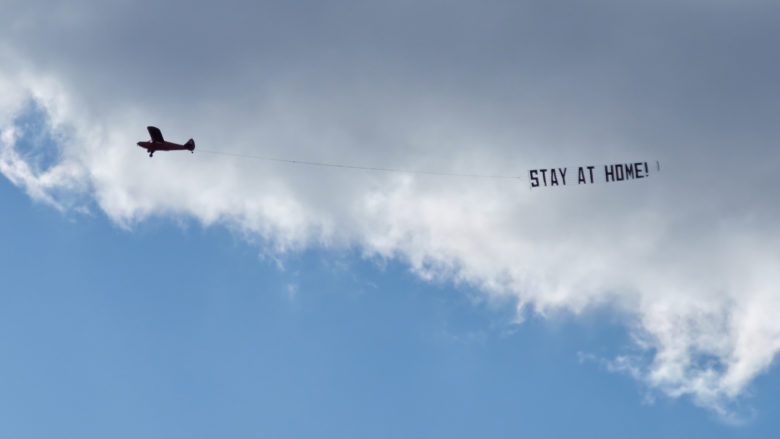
[2,0,780,417]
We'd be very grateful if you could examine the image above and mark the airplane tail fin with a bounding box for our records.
[186,138,195,151]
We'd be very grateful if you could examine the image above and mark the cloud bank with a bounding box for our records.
[2,0,780,416]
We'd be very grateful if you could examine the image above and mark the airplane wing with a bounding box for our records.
[147,126,164,143]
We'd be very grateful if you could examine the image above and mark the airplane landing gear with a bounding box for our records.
[149,152,154,157]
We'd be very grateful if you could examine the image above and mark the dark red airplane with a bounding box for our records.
[137,126,195,157]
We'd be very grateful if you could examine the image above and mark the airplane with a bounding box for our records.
[137,126,195,157]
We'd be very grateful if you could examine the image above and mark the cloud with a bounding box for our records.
[2,0,780,416]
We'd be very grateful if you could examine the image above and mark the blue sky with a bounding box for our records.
[3,175,777,438]
[2,0,780,435]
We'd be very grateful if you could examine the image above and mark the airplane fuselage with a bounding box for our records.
[137,140,194,153]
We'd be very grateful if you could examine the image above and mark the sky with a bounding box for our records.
[1,0,780,436]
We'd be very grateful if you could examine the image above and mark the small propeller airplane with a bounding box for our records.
[137,126,195,157]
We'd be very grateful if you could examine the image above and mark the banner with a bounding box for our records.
[528,161,660,188]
